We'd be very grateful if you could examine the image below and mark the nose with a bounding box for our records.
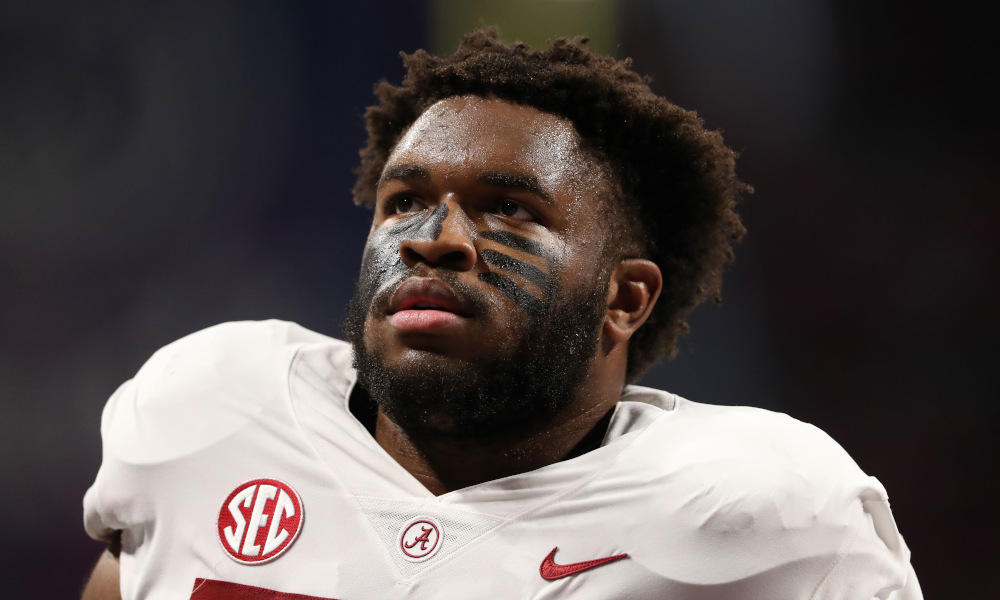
[399,201,477,271]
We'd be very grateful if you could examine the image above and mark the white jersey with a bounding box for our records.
[84,320,921,600]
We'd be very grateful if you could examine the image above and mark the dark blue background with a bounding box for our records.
[1,1,995,597]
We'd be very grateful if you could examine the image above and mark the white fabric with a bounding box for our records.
[84,320,921,599]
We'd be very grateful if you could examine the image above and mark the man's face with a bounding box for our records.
[345,95,616,437]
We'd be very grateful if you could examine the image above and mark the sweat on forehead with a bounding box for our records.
[390,97,583,171]
[382,96,623,228]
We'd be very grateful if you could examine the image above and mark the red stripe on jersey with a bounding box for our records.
[190,578,339,600]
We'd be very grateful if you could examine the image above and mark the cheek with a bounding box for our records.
[358,227,407,293]
[548,243,612,313]
[558,224,609,279]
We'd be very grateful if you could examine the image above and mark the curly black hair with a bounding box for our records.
[353,29,749,382]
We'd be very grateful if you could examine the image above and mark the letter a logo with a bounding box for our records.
[398,517,443,562]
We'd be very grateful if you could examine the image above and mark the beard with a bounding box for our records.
[343,270,609,440]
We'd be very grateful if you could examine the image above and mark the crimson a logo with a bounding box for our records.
[398,516,442,562]
[217,478,304,564]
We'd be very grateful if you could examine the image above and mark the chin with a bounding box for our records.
[370,313,520,363]
[347,272,607,439]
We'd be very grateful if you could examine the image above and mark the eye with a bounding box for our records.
[497,200,533,221]
[393,196,425,214]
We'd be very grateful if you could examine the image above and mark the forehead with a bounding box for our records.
[385,96,606,209]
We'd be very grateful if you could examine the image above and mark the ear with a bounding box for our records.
[604,258,662,344]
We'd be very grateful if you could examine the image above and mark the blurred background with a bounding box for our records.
[1,0,996,596]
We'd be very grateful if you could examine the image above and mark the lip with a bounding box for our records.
[387,277,474,317]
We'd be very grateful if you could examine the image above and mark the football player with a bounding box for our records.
[82,30,921,599]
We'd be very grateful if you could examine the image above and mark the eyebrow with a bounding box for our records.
[378,163,430,188]
[378,165,554,205]
[477,171,553,204]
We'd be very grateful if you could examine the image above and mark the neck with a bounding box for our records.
[374,403,615,495]
[372,353,626,496]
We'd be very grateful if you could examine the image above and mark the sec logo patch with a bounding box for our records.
[218,478,303,564]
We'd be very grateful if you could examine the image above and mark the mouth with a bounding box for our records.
[388,277,473,315]
[386,277,474,332]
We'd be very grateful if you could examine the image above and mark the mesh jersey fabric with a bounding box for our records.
[84,320,922,599]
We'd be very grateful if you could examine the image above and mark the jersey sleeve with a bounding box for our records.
[747,415,922,600]
[83,378,137,543]
[746,416,923,600]
[811,479,923,599]
[622,400,922,599]
[82,320,332,545]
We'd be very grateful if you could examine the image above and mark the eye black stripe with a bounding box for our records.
[385,203,449,238]
[478,272,547,317]
[423,203,448,240]
[480,231,545,257]
[386,218,419,236]
[480,249,553,293]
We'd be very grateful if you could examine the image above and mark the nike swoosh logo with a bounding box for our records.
[539,547,629,580]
